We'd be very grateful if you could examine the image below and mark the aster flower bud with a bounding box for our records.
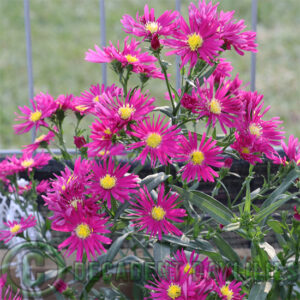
[151,33,160,51]
[73,136,86,149]
[181,93,198,111]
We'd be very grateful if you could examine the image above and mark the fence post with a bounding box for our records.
[23,0,35,143]
[99,0,107,86]
[250,0,258,92]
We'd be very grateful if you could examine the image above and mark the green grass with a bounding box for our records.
[0,0,299,149]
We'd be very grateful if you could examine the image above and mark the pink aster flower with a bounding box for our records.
[8,179,32,195]
[163,4,223,70]
[85,37,162,79]
[14,92,58,135]
[175,132,223,182]
[214,268,245,300]
[76,83,123,114]
[86,119,120,157]
[17,151,52,173]
[0,215,36,243]
[121,4,179,39]
[55,94,74,111]
[0,273,22,300]
[57,205,111,262]
[273,135,300,166]
[0,158,21,183]
[36,179,50,194]
[218,10,257,55]
[95,144,127,159]
[193,76,242,133]
[212,58,233,83]
[128,115,181,167]
[146,274,211,300]
[90,158,139,209]
[129,184,186,240]
[44,158,97,228]
[23,131,55,152]
[133,63,165,79]
[231,132,265,165]
[236,91,284,160]
[95,88,155,127]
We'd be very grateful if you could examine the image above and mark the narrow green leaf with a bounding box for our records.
[261,168,300,209]
[141,172,170,191]
[212,233,242,266]
[154,242,170,266]
[223,222,240,232]
[153,106,173,117]
[254,194,295,224]
[258,242,280,265]
[161,235,221,262]
[105,232,131,262]
[173,186,234,225]
[267,220,284,234]
[248,282,272,300]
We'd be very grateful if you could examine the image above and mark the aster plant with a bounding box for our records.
[0,1,299,300]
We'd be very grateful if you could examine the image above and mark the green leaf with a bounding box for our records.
[153,242,170,266]
[223,222,240,232]
[173,186,234,225]
[153,106,173,117]
[212,233,242,266]
[161,235,221,262]
[141,172,170,192]
[105,232,131,262]
[254,194,295,224]
[267,220,284,234]
[261,168,300,209]
[248,282,272,300]
[258,242,280,265]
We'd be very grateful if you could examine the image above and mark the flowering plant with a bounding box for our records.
[0,1,299,299]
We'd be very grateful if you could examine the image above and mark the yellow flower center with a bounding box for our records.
[187,33,203,51]
[93,95,100,102]
[70,198,81,209]
[100,174,117,190]
[10,224,21,234]
[191,151,205,165]
[104,128,112,135]
[61,185,66,191]
[249,123,262,137]
[67,174,77,184]
[146,133,162,148]
[30,111,42,122]
[145,21,159,34]
[184,263,195,274]
[209,98,222,115]
[241,147,250,154]
[21,159,34,168]
[75,223,91,239]
[34,134,46,143]
[220,285,233,300]
[297,159,300,165]
[125,54,139,63]
[151,206,166,221]
[167,284,181,299]
[75,105,88,112]
[118,104,135,120]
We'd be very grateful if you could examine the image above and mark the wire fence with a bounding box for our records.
[1,0,258,156]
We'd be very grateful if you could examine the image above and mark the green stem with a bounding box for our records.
[156,55,175,113]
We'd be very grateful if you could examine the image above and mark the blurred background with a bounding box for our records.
[1,0,299,149]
